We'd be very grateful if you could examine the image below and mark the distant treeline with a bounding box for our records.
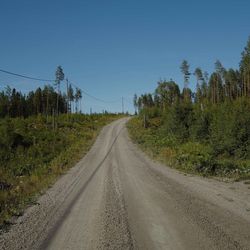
[0,84,83,118]
[0,66,83,118]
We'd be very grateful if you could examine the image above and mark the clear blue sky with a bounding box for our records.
[0,0,249,113]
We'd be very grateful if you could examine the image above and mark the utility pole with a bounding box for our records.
[66,78,69,119]
[122,96,124,114]
[46,87,49,124]
[143,113,147,128]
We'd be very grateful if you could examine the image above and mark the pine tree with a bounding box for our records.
[240,37,250,97]
[180,60,191,100]
[55,66,65,115]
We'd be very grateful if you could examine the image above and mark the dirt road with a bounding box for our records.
[1,118,250,249]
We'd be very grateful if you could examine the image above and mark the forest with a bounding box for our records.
[129,37,250,179]
[0,80,83,118]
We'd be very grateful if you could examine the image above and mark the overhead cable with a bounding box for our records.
[0,68,55,82]
[67,80,121,104]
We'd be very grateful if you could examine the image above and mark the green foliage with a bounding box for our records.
[163,101,193,142]
[210,98,250,158]
[190,104,211,142]
[0,85,68,118]
[176,142,215,174]
[0,113,121,225]
[127,114,250,178]
[129,37,250,180]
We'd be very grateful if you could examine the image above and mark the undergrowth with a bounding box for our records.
[127,116,250,180]
[0,113,122,226]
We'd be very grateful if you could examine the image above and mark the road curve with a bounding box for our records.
[1,118,250,250]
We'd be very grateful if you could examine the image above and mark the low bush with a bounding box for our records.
[176,142,215,174]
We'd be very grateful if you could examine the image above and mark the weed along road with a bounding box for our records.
[1,118,250,250]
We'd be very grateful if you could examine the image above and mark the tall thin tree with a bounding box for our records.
[55,66,65,115]
[180,60,191,100]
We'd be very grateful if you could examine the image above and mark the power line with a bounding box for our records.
[67,80,121,104]
[0,68,55,82]
[0,67,125,105]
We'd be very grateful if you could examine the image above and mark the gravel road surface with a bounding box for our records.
[1,118,250,249]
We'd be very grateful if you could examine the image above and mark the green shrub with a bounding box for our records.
[176,142,215,174]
